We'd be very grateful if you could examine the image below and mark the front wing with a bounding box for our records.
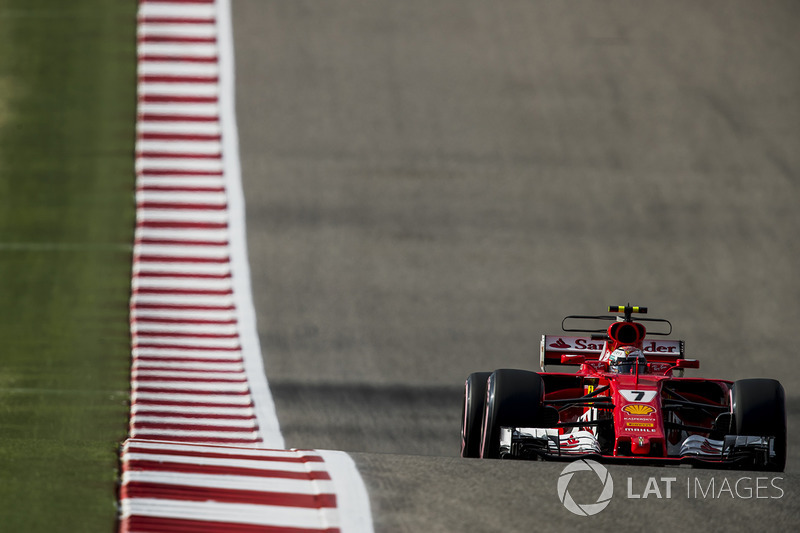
[502,428,779,469]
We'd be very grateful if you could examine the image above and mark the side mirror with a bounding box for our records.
[561,354,586,365]
[676,358,699,369]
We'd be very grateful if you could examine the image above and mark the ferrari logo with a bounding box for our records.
[622,404,655,415]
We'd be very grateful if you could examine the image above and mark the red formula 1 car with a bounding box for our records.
[461,305,786,471]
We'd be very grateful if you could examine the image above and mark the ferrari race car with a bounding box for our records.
[461,305,786,471]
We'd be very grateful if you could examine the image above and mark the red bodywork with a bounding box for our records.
[536,318,734,464]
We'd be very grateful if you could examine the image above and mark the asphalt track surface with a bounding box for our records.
[232,1,800,531]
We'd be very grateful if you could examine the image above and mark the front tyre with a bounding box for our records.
[461,372,491,458]
[732,378,786,472]
[479,369,545,459]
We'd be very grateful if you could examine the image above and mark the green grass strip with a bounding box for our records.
[0,0,136,530]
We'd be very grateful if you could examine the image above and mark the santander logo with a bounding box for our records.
[550,338,571,349]
[547,337,679,354]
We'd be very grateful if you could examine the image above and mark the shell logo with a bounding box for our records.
[622,404,655,415]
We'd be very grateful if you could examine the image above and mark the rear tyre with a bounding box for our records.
[461,372,491,458]
[479,369,545,459]
[732,378,786,472]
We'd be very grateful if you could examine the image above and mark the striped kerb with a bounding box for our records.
[119,1,344,531]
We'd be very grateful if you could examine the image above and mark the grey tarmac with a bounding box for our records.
[233,1,800,531]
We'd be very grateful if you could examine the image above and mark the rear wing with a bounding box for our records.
[540,335,685,371]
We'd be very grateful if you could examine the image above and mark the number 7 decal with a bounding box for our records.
[620,390,657,402]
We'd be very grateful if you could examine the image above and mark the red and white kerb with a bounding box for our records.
[120,1,372,531]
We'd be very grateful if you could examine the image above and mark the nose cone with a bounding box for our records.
[631,436,651,455]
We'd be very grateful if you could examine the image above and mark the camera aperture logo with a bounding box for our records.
[557,459,614,516]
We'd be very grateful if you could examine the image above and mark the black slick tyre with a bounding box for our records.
[461,372,491,458]
[732,378,786,472]
[479,369,545,459]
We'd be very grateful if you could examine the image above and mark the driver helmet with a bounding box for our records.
[609,346,647,374]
